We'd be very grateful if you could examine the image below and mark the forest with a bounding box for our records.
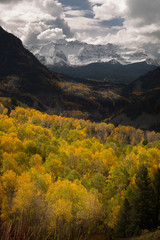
[0,99,160,240]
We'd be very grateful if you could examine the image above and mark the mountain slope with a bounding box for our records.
[51,61,157,84]
[112,67,160,130]
[0,26,60,93]
[125,67,160,93]
[0,26,64,112]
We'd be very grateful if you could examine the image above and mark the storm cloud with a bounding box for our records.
[0,0,159,57]
[127,0,160,25]
[0,0,72,45]
[0,0,20,3]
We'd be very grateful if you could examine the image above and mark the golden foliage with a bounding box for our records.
[0,104,160,238]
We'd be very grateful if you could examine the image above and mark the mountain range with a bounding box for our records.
[0,26,160,130]
[51,61,157,84]
[28,40,160,83]
[29,40,160,67]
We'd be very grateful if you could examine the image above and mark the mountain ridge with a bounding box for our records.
[51,61,157,84]
[28,39,159,83]
[28,39,160,68]
[112,67,160,130]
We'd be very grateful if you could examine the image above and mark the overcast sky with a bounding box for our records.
[0,0,160,56]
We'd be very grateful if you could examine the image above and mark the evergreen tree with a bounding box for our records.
[116,198,131,238]
[153,167,160,228]
[130,164,155,232]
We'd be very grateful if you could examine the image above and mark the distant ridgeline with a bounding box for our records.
[0,103,160,239]
[51,61,157,84]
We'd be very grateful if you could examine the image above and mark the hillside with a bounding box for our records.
[51,61,157,84]
[116,229,160,240]
[0,26,62,110]
[112,67,160,130]
[125,67,160,94]
[0,104,160,239]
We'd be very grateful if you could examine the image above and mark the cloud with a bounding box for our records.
[0,0,20,3]
[59,0,91,10]
[63,5,103,39]
[0,0,72,45]
[77,0,160,57]
[123,0,160,54]
[127,0,160,26]
[35,0,63,17]
[66,15,100,31]
[37,28,65,41]
[88,0,106,6]
[91,0,127,21]
[87,0,160,31]
[0,0,159,58]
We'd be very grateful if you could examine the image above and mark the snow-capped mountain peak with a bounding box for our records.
[28,40,160,67]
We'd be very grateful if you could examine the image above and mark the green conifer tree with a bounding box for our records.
[152,167,160,228]
[130,164,155,232]
[116,198,131,238]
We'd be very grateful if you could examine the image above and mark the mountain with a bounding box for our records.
[0,26,126,121]
[125,67,160,93]
[112,67,160,130]
[0,26,63,109]
[28,40,159,83]
[28,40,160,67]
[51,61,157,84]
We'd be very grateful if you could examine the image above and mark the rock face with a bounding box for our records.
[28,39,160,67]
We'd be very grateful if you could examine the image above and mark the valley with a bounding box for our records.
[1,26,160,130]
[0,25,160,240]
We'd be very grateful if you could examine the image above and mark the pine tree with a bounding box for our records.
[153,167,160,228]
[116,198,131,238]
[130,164,155,231]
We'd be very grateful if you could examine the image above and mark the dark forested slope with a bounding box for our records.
[51,61,157,84]
[112,67,160,130]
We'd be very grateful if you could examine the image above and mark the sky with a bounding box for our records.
[0,0,160,56]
